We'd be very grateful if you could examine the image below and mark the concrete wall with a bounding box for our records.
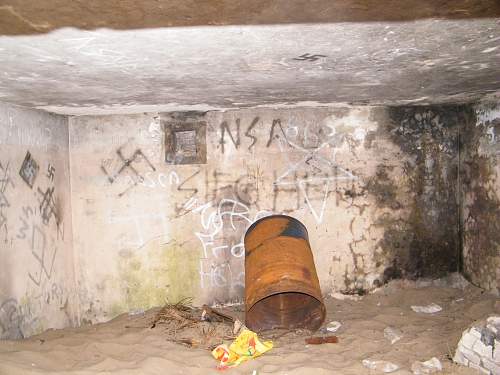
[461,102,500,295]
[69,105,465,323]
[0,102,75,339]
[1,100,497,337]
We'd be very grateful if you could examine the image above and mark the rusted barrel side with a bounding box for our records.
[244,215,326,331]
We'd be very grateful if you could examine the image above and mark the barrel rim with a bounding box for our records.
[246,289,324,313]
[245,290,326,330]
[244,214,309,241]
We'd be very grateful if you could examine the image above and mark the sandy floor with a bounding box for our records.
[0,281,498,375]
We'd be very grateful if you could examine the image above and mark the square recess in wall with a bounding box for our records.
[164,121,207,164]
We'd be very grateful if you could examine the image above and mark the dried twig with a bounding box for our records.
[201,305,236,323]
[150,299,235,350]
[151,298,198,330]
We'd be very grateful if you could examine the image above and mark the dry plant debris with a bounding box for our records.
[149,299,237,350]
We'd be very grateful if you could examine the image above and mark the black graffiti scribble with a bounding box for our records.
[219,117,261,153]
[0,211,6,235]
[17,206,34,240]
[174,169,201,217]
[219,120,241,154]
[305,155,324,174]
[206,169,232,202]
[19,151,39,188]
[266,119,288,147]
[37,186,58,225]
[244,117,259,150]
[272,171,301,213]
[0,161,14,240]
[0,299,23,339]
[293,53,327,62]
[0,161,13,208]
[101,147,156,197]
[46,164,55,181]
[28,225,56,287]
[204,169,260,208]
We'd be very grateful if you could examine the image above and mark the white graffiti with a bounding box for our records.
[107,211,169,248]
[274,145,357,185]
[194,198,270,289]
[112,171,180,189]
[272,121,358,224]
[298,179,331,224]
[199,259,244,289]
[138,171,180,188]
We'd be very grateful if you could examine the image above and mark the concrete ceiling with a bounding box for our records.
[0,1,499,115]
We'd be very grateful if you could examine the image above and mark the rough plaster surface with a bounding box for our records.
[69,105,465,323]
[0,18,498,115]
[462,102,500,295]
[0,103,75,339]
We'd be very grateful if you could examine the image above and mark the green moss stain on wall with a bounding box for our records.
[164,243,201,303]
[113,239,201,314]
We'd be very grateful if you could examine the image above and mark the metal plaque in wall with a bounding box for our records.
[164,121,207,164]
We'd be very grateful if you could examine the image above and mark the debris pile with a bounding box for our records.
[453,316,500,374]
[149,300,237,350]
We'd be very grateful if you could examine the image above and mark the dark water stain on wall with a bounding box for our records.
[461,105,500,294]
[365,165,401,210]
[366,105,474,283]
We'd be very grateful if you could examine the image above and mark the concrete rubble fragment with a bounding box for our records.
[362,359,399,373]
[486,317,500,336]
[326,321,342,333]
[454,316,500,375]
[384,326,403,344]
[411,357,442,374]
[232,319,246,335]
[330,292,363,301]
[127,308,145,316]
[411,303,442,314]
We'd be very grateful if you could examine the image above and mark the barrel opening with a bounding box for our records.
[246,291,325,332]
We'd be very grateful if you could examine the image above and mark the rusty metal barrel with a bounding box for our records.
[244,215,326,331]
